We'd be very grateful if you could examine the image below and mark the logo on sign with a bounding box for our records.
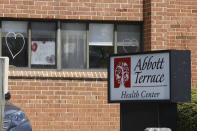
[114,57,131,88]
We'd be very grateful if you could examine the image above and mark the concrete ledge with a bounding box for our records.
[8,70,107,81]
[145,128,171,131]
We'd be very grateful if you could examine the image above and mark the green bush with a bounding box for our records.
[178,88,197,131]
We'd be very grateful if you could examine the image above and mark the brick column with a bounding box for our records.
[143,0,152,51]
[144,0,197,87]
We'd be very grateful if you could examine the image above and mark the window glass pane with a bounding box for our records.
[31,22,56,68]
[89,46,113,68]
[31,22,56,40]
[61,23,86,69]
[2,21,28,34]
[89,24,114,46]
[89,23,114,68]
[117,25,141,54]
[2,21,28,67]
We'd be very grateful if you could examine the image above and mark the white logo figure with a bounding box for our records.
[115,62,130,88]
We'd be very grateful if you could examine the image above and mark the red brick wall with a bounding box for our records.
[1,1,144,130]
[149,0,197,88]
[8,71,120,131]
[0,0,143,21]
[2,0,197,130]
[143,0,151,51]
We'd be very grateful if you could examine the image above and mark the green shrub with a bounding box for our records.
[178,88,197,131]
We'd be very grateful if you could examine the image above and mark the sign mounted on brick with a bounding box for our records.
[108,50,191,103]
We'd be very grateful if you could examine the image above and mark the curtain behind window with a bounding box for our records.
[61,23,86,69]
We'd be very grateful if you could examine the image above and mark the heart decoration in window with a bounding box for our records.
[5,32,25,59]
[46,55,55,64]
[42,41,46,44]
[32,42,38,52]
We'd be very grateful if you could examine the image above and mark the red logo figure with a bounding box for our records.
[114,57,131,88]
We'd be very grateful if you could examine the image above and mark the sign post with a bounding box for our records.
[0,57,9,130]
[108,50,191,131]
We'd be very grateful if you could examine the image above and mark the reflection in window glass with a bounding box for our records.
[31,22,56,68]
[117,25,141,54]
[2,21,28,67]
[61,23,86,69]
[89,46,113,68]
[89,23,114,68]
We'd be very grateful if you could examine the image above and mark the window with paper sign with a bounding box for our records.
[31,22,56,68]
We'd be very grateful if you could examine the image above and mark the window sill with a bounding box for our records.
[8,69,108,81]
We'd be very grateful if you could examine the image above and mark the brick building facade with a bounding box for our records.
[0,0,196,130]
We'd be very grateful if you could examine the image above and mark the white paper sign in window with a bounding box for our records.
[31,41,55,65]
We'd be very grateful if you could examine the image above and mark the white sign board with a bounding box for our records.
[109,52,170,102]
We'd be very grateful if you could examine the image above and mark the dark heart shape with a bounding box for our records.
[5,32,25,59]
